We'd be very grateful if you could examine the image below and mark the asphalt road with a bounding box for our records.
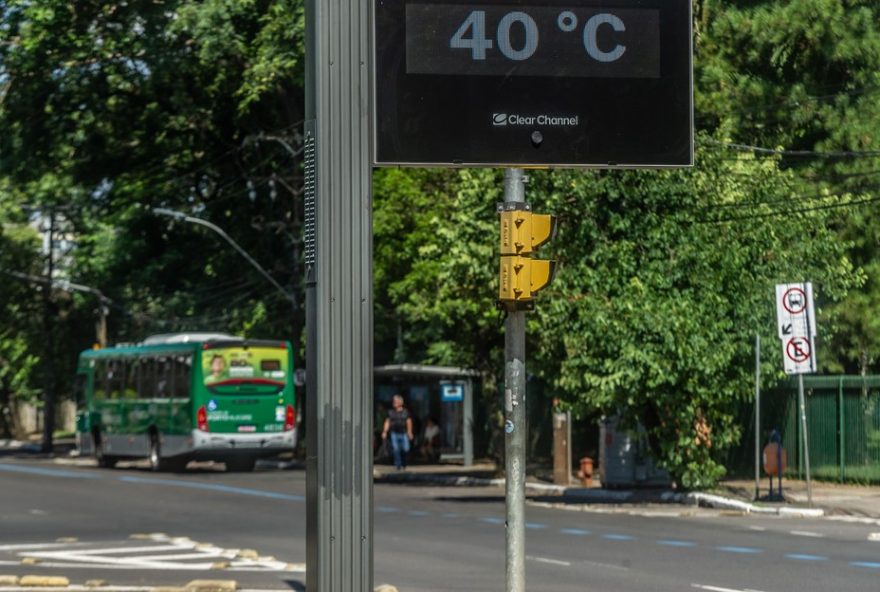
[1,457,879,591]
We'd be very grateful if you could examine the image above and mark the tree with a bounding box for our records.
[696,0,880,374]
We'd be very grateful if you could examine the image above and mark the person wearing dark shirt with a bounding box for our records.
[381,394,414,470]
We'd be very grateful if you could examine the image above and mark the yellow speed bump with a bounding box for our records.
[374,585,399,592]
[0,575,20,586]
[235,549,258,560]
[55,537,78,543]
[20,576,70,587]
[85,579,107,587]
[20,558,40,565]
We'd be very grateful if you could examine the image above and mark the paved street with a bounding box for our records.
[1,458,879,591]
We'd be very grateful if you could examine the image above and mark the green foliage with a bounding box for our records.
[697,0,880,374]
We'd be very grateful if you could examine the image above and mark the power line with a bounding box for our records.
[701,139,880,159]
[695,193,880,225]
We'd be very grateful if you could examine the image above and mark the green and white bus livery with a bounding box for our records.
[75,333,297,472]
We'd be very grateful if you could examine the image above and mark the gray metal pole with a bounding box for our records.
[464,378,474,467]
[304,0,373,589]
[41,209,56,454]
[797,373,813,505]
[503,168,527,592]
[755,334,761,500]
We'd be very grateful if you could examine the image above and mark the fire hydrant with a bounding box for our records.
[577,457,594,487]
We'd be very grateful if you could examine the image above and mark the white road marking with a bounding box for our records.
[0,543,73,551]
[0,587,154,592]
[790,530,824,538]
[526,555,571,567]
[748,526,766,532]
[692,585,768,592]
[5,539,297,573]
[868,532,880,542]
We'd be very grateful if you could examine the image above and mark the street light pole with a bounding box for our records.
[152,208,295,305]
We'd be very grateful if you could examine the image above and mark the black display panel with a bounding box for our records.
[374,0,693,167]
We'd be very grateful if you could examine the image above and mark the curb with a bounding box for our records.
[183,580,236,592]
[679,492,825,517]
[18,577,70,588]
[375,471,828,517]
[374,471,568,494]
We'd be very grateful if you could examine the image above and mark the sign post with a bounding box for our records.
[775,282,816,505]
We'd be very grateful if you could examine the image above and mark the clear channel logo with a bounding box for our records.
[492,113,579,127]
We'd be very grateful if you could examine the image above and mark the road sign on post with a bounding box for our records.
[775,282,817,374]
[774,282,816,506]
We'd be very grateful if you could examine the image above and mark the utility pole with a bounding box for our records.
[41,209,56,453]
[497,169,556,592]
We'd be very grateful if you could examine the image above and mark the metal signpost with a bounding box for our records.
[775,282,817,505]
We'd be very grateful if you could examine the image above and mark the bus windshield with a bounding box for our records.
[202,346,289,389]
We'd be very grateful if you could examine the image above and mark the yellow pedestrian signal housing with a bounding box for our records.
[498,203,557,306]
[499,256,557,302]
[500,210,557,255]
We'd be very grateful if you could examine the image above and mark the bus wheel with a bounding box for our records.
[226,458,256,472]
[94,433,116,469]
[149,434,165,472]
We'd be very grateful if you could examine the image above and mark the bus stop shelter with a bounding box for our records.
[374,364,478,466]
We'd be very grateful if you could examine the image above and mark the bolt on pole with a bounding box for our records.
[503,168,527,592]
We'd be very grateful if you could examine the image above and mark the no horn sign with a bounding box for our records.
[776,282,817,375]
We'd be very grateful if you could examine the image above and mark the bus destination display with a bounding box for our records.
[374,0,693,167]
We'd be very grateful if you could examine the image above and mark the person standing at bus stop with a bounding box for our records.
[382,394,414,470]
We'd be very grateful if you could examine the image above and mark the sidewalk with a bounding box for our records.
[718,478,880,519]
[374,461,880,520]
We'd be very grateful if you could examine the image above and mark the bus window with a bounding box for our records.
[139,357,157,399]
[93,360,107,400]
[74,373,87,406]
[156,357,172,399]
[124,359,139,399]
[107,360,124,399]
[173,355,192,399]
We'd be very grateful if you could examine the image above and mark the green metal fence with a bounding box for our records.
[726,375,880,484]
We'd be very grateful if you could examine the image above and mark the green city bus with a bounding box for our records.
[75,333,297,472]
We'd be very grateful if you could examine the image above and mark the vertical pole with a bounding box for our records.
[41,209,56,453]
[553,407,571,486]
[566,410,573,485]
[503,168,526,592]
[463,378,474,467]
[97,303,108,349]
[839,376,845,483]
[754,334,761,500]
[798,374,813,505]
[304,0,372,589]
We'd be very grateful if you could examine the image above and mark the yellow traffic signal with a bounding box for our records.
[499,256,557,302]
[499,210,557,255]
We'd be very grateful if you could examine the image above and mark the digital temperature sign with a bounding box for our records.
[374,0,693,167]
